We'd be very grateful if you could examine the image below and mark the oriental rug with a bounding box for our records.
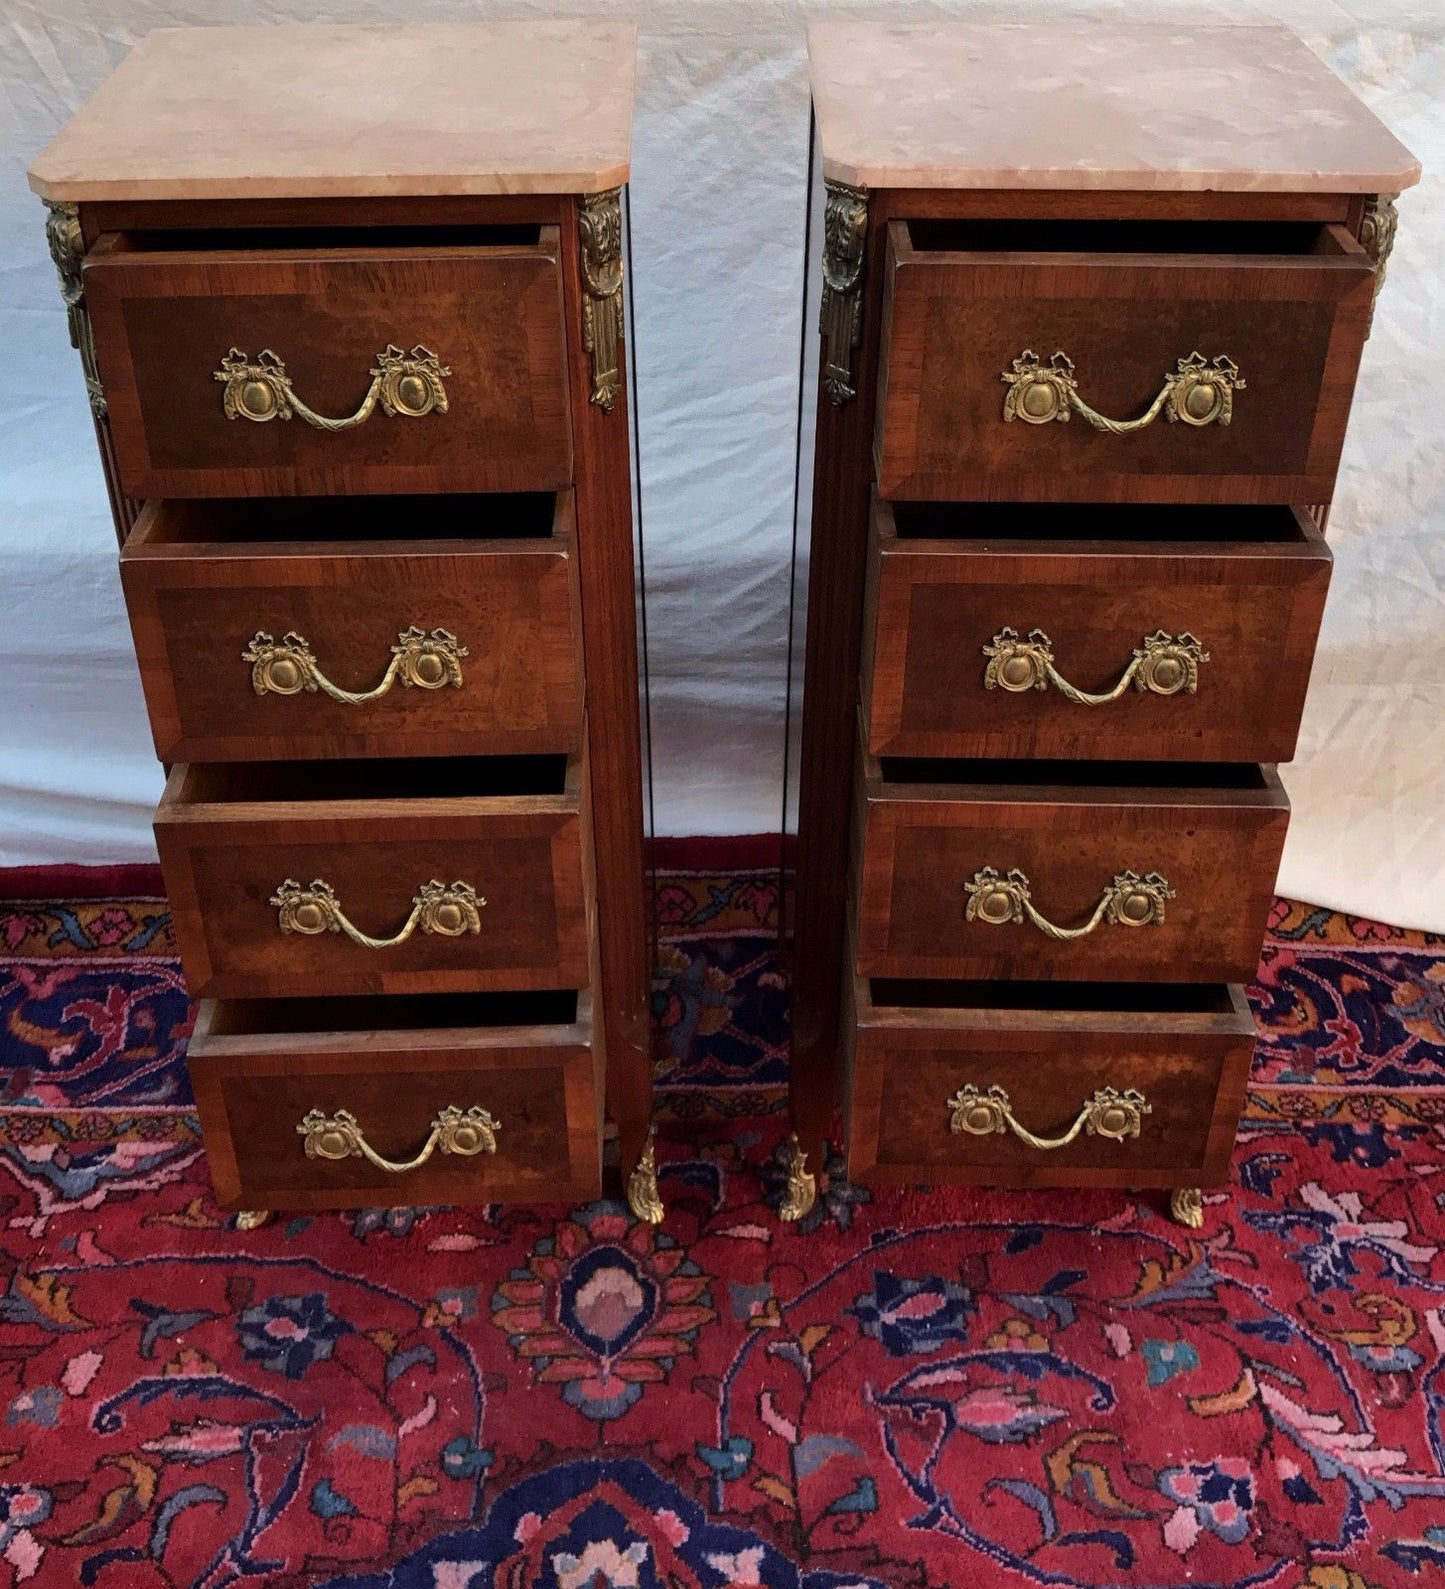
[1,860,1443,1588]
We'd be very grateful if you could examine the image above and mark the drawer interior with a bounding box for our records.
[173,753,572,803]
[888,501,1311,545]
[132,493,562,545]
[100,223,545,254]
[866,979,1242,1015]
[904,218,1356,257]
[873,756,1272,791]
[200,988,579,1038]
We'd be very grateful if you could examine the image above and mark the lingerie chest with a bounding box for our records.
[30,23,662,1224]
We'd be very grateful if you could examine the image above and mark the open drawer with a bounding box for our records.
[845,976,1254,1189]
[84,224,572,497]
[121,492,581,762]
[856,754,1288,984]
[189,989,600,1209]
[874,217,1375,502]
[155,753,588,999]
[862,497,1331,762]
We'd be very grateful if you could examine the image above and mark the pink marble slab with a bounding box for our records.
[30,22,636,202]
[807,21,1419,194]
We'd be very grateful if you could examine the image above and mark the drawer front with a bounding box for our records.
[875,220,1374,502]
[845,983,1253,1188]
[857,770,1288,983]
[121,507,582,763]
[156,774,588,999]
[189,1005,599,1209]
[864,504,1331,762]
[85,232,571,497]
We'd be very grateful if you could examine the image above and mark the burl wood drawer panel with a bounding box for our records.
[863,499,1332,762]
[189,991,600,1209]
[155,755,588,999]
[83,227,571,498]
[856,758,1289,983]
[875,218,1374,503]
[844,978,1254,1188]
[121,493,581,763]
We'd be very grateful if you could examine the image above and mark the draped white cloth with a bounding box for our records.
[0,0,1440,929]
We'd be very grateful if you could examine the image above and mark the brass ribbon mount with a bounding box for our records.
[948,1083,1151,1151]
[965,866,1173,940]
[983,627,1209,704]
[215,345,450,429]
[244,627,467,703]
[1002,349,1243,432]
[299,1105,499,1174]
[271,878,484,950]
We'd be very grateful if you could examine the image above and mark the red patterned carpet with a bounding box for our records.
[2,859,1444,1587]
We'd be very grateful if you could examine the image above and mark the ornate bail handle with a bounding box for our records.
[983,628,1209,704]
[214,345,450,430]
[964,866,1174,941]
[271,878,484,950]
[1002,350,1243,432]
[299,1105,499,1174]
[948,1084,1151,1151]
[243,627,468,704]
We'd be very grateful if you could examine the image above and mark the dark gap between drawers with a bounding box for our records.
[176,754,568,803]
[202,989,578,1036]
[905,219,1344,256]
[867,979,1239,1014]
[139,493,558,544]
[874,758,1269,790]
[889,502,1307,544]
[106,224,544,253]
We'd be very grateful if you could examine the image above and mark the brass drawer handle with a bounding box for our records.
[215,345,450,429]
[1002,349,1243,432]
[965,866,1173,940]
[948,1083,1150,1151]
[984,627,1209,704]
[244,627,467,704]
[270,878,484,949]
[299,1105,499,1174]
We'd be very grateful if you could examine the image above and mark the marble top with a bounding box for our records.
[807,22,1420,194]
[29,22,636,202]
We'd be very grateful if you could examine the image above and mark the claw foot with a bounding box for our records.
[234,1209,271,1232]
[1170,1187,1204,1229]
[778,1135,817,1224]
[626,1127,664,1224]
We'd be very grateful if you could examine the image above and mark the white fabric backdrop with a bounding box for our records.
[0,0,1441,929]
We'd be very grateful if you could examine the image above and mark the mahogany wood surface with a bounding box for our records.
[84,229,572,498]
[189,994,599,1208]
[154,757,589,999]
[856,759,1289,983]
[864,498,1332,762]
[121,494,582,762]
[557,195,654,1194]
[844,976,1254,1188]
[874,219,1374,502]
[787,194,895,1174]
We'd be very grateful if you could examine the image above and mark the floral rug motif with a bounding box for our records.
[1,873,1443,1587]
